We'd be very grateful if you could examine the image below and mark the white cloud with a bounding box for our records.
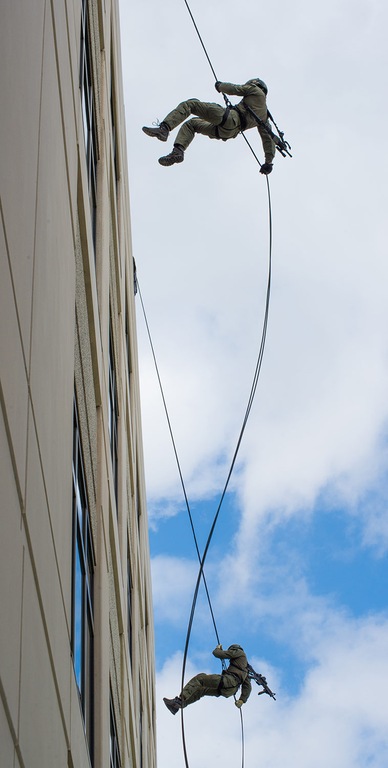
[119,0,388,763]
[151,555,199,624]
[155,613,388,768]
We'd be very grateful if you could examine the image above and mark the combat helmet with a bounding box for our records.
[247,78,268,94]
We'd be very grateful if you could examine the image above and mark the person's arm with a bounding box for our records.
[235,677,252,708]
[257,124,276,165]
[212,645,231,660]
[239,676,252,703]
[213,645,247,660]
[215,81,256,98]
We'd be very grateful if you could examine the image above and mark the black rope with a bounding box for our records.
[136,184,272,766]
[182,0,218,81]
[180,174,272,743]
[240,706,245,768]
[179,187,272,767]
[178,9,273,768]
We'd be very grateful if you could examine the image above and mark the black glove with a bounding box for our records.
[215,81,222,92]
[260,163,273,175]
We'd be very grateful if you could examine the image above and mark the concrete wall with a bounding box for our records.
[0,1,156,766]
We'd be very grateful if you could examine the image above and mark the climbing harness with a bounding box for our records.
[217,89,292,163]
[215,105,231,139]
[231,104,248,131]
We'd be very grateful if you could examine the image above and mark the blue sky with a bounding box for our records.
[149,486,388,682]
[118,0,388,764]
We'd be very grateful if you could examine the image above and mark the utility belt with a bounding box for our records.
[217,669,242,693]
[227,671,242,683]
[215,105,248,140]
[231,105,247,131]
[215,105,231,140]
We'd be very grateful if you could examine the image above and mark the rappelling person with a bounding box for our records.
[142,78,276,173]
[163,643,252,715]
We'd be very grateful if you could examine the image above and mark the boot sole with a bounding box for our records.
[163,697,180,714]
[142,126,168,142]
[158,156,184,166]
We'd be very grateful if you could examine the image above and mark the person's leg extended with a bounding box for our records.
[158,115,219,166]
[159,119,216,166]
[142,99,224,144]
[181,673,221,707]
[163,672,221,714]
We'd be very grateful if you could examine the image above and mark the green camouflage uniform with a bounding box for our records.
[180,645,252,708]
[162,81,276,164]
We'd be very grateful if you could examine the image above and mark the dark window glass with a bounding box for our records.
[73,542,83,689]
[108,324,119,506]
[72,397,95,761]
[80,0,98,246]
[127,550,133,664]
[110,66,119,185]
[125,299,132,390]
[139,688,143,768]
[110,693,121,768]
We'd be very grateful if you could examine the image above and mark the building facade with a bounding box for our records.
[0,1,156,767]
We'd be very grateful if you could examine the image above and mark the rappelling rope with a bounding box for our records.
[180,178,272,768]
[136,173,272,767]
[136,208,271,766]
[182,0,218,83]
[178,3,274,768]
[182,0,269,168]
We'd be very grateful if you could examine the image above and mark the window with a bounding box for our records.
[136,468,142,521]
[108,323,118,505]
[139,687,143,768]
[125,297,132,389]
[72,397,95,759]
[110,693,121,768]
[80,0,98,245]
[110,64,119,185]
[127,546,133,664]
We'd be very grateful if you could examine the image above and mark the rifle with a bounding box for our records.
[244,104,292,158]
[247,663,276,700]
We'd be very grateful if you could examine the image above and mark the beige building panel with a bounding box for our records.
[49,0,79,222]
[1,1,157,766]
[0,699,15,768]
[0,222,29,501]
[28,9,76,583]
[69,673,91,768]
[24,421,72,705]
[93,498,111,768]
[0,1,45,358]
[0,408,24,729]
[18,556,69,767]
[62,0,83,93]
